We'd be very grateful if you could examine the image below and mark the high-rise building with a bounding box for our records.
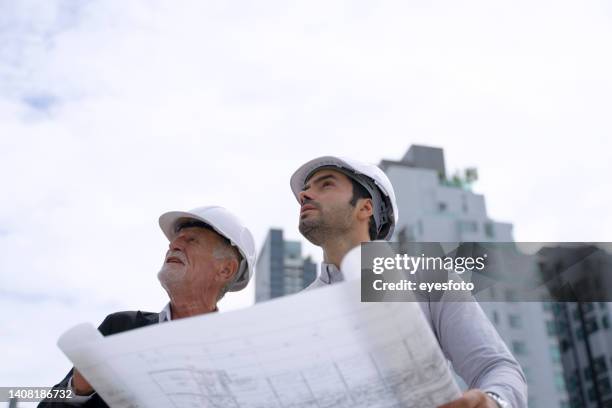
[538,246,612,408]
[381,145,569,408]
[255,228,317,302]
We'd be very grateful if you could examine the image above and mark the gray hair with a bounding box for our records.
[213,242,242,301]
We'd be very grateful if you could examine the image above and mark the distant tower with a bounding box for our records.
[255,229,317,302]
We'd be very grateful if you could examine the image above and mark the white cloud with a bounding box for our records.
[1,0,611,389]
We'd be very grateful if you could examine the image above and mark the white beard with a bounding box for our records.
[157,264,187,292]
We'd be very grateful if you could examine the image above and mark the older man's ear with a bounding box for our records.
[217,258,240,283]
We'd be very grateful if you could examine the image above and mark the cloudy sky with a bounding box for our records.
[1,0,611,391]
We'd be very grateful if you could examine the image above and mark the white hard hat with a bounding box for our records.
[290,156,398,240]
[159,206,256,292]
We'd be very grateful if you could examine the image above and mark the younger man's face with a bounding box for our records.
[297,169,358,245]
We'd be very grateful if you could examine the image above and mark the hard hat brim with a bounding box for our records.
[289,156,357,202]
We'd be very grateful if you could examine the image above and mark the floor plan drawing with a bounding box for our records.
[58,281,460,407]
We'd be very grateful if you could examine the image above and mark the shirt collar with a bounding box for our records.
[159,303,220,322]
[319,262,344,284]
[159,303,172,322]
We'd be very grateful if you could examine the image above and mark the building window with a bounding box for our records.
[570,397,583,408]
[586,381,612,401]
[588,387,596,402]
[585,318,599,334]
[560,339,570,352]
[560,339,571,352]
[603,315,610,330]
[584,302,595,312]
[484,222,494,238]
[555,372,567,392]
[594,356,608,375]
[512,341,527,355]
[505,289,517,302]
[458,220,478,233]
[550,345,562,363]
[571,303,594,318]
[508,314,522,328]
[553,303,565,313]
[546,320,557,336]
[557,320,569,335]
[567,372,580,393]
[598,377,611,395]
[438,202,447,212]
[585,367,593,381]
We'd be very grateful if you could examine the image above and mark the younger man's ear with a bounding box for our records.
[357,198,373,221]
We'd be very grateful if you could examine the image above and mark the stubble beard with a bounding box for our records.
[299,206,353,246]
[299,216,328,245]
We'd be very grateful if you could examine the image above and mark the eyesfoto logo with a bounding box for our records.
[372,254,487,275]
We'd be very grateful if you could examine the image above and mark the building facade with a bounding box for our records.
[255,228,317,303]
[538,246,612,407]
[381,145,570,408]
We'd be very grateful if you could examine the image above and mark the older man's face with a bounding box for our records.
[297,169,357,245]
[157,226,226,295]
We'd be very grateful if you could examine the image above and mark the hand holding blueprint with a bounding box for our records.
[58,281,461,407]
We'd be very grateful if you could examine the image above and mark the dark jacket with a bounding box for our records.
[38,311,160,408]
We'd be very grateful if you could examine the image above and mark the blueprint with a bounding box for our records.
[58,281,461,407]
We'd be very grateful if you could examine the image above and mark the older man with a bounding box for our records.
[290,156,527,408]
[39,205,256,408]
